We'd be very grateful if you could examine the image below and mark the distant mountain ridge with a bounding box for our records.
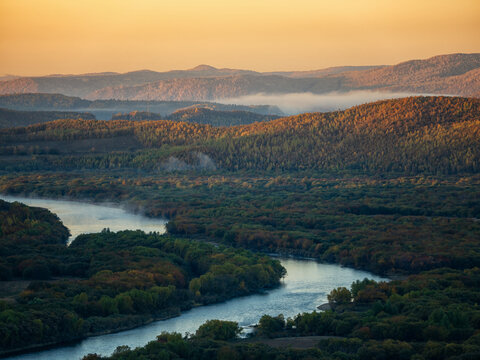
[0,108,95,128]
[342,53,480,92]
[0,93,282,118]
[0,53,478,100]
[110,107,279,126]
[0,66,259,98]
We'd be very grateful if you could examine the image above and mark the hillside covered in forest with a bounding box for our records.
[110,107,279,126]
[0,96,478,174]
[0,93,281,118]
[0,108,96,128]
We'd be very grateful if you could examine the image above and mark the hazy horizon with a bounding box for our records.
[1,0,479,76]
[1,52,479,78]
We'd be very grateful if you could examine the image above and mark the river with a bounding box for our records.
[1,195,386,360]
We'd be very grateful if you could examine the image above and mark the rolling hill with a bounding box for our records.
[0,54,478,101]
[0,96,478,174]
[111,107,279,126]
[0,108,95,128]
[0,93,282,118]
[165,107,279,126]
[0,66,260,98]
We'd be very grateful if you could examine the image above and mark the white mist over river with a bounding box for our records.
[1,195,386,360]
[0,195,167,243]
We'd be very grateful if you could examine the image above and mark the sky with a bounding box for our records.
[0,0,479,76]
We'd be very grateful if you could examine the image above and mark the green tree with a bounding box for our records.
[195,319,241,340]
[257,314,285,337]
[327,287,352,305]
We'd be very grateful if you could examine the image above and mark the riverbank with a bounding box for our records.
[0,310,181,359]
[0,202,287,359]
[2,258,384,360]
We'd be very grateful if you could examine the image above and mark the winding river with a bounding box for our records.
[1,195,386,360]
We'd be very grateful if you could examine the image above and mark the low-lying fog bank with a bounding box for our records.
[218,91,431,115]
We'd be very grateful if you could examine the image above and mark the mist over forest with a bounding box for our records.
[218,91,432,115]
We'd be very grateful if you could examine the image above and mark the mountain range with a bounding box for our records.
[1,53,478,101]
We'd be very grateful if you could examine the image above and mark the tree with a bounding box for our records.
[327,287,352,305]
[257,314,285,337]
[195,319,241,340]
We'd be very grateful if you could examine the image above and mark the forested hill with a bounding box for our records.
[111,111,162,121]
[111,107,279,126]
[165,107,280,126]
[0,108,96,128]
[0,96,479,174]
[0,93,281,117]
[204,96,480,173]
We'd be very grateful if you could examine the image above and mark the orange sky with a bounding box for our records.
[1,0,479,76]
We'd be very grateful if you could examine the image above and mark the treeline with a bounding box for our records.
[111,107,279,127]
[0,93,279,115]
[0,97,479,174]
[111,111,162,121]
[0,107,95,128]
[0,201,284,354]
[0,93,90,109]
[165,107,279,126]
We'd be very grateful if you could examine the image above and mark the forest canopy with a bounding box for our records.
[0,96,478,174]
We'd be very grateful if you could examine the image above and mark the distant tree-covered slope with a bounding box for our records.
[0,93,91,110]
[0,67,259,98]
[86,74,314,101]
[0,108,96,128]
[343,53,480,95]
[0,54,478,100]
[111,111,162,121]
[0,93,281,117]
[0,96,478,174]
[165,107,279,126]
[110,107,279,126]
[85,53,480,100]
